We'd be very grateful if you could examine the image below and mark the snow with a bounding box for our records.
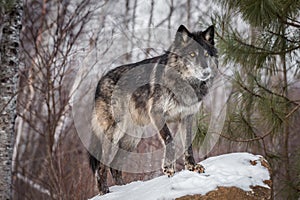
[90,153,270,200]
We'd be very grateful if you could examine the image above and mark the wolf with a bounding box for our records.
[89,24,218,194]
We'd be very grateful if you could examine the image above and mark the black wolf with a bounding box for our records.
[89,25,218,194]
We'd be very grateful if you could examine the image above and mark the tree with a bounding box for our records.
[13,1,100,199]
[12,0,268,198]
[215,0,300,198]
[0,0,23,199]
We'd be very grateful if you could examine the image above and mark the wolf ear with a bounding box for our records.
[175,25,192,45]
[202,25,215,45]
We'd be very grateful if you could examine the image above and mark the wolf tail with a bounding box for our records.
[89,152,100,173]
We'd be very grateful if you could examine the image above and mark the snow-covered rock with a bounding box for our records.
[90,153,271,200]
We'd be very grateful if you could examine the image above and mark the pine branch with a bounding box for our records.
[234,78,263,99]
[220,128,273,143]
[285,103,300,119]
[230,34,300,55]
[251,75,297,105]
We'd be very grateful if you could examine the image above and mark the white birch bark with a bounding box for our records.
[0,0,23,199]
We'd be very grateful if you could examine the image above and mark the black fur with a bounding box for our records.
[89,25,218,195]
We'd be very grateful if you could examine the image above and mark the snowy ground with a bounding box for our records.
[90,153,270,200]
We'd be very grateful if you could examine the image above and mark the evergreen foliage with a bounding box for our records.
[213,0,300,198]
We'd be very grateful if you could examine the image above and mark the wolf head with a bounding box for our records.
[168,25,218,82]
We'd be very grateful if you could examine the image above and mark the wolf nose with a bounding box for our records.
[203,68,211,77]
[203,71,210,77]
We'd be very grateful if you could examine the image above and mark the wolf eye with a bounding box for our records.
[204,51,209,57]
[189,52,196,57]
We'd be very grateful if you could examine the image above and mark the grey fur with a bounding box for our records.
[89,25,218,194]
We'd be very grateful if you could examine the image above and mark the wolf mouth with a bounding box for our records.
[198,68,212,81]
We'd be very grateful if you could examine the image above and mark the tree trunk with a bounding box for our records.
[0,0,23,199]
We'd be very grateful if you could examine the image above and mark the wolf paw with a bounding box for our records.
[98,188,109,196]
[185,163,205,173]
[163,166,175,177]
[194,163,205,173]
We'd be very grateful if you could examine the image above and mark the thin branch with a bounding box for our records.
[252,75,297,105]
[217,29,300,56]
[220,128,273,143]
[155,0,174,28]
[285,103,300,119]
[234,78,263,99]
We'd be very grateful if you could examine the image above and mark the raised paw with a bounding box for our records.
[163,166,175,177]
[185,163,205,173]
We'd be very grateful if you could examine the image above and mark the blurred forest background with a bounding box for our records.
[0,0,299,199]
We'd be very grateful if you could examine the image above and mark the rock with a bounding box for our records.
[176,156,272,200]
[176,186,271,200]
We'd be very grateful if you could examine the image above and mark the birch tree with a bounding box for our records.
[0,0,23,199]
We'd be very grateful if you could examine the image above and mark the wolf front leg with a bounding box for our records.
[150,107,175,177]
[182,115,205,173]
[159,124,175,177]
